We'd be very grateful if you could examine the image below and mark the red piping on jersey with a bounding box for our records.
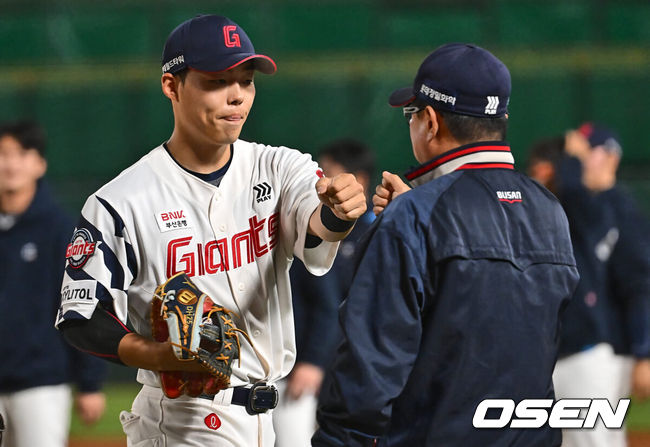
[74,346,120,359]
[105,310,131,333]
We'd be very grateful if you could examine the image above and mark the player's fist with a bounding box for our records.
[564,130,590,162]
[633,359,650,401]
[372,171,411,215]
[315,173,367,221]
[75,392,106,426]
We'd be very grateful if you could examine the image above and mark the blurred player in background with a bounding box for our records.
[527,124,650,447]
[0,120,107,447]
[313,43,579,446]
[273,138,375,447]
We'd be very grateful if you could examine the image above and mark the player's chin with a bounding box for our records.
[212,127,244,145]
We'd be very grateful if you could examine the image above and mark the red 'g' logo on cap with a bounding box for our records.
[223,26,241,48]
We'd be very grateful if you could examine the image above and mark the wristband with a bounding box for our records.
[320,205,355,233]
[305,233,323,248]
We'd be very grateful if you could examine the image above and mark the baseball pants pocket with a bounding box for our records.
[120,410,163,447]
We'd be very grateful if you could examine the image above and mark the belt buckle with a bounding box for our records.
[245,382,278,415]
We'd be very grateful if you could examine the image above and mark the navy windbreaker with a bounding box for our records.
[314,142,579,447]
[556,156,650,358]
[0,181,107,393]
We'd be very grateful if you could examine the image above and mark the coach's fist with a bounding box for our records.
[315,173,367,221]
[372,171,411,215]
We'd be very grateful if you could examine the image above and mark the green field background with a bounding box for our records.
[1,0,649,441]
[1,0,649,214]
[69,383,650,440]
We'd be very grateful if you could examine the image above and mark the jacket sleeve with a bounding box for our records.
[66,342,109,392]
[313,220,425,447]
[290,259,342,369]
[607,190,650,357]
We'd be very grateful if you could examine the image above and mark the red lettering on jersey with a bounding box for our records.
[250,216,268,257]
[223,26,241,48]
[268,213,279,250]
[167,236,192,278]
[166,212,279,278]
[232,228,254,269]
[161,210,185,221]
[66,242,96,258]
[205,239,229,274]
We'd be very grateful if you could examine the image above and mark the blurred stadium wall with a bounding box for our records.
[1,0,649,214]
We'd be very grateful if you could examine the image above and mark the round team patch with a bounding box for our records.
[204,413,221,430]
[66,228,97,269]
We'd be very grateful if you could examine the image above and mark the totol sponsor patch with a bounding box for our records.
[61,280,96,302]
[66,228,98,269]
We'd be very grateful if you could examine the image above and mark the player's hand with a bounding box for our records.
[564,130,590,163]
[632,359,650,401]
[315,173,366,221]
[75,392,106,426]
[372,171,411,215]
[286,362,324,400]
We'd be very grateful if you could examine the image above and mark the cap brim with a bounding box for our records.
[389,87,415,107]
[191,54,277,75]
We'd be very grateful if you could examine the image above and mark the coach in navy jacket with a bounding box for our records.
[313,44,579,447]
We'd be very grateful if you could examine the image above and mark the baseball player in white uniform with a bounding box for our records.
[55,14,367,447]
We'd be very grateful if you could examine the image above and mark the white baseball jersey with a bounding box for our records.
[56,140,339,388]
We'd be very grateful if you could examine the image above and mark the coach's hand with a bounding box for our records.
[372,171,411,215]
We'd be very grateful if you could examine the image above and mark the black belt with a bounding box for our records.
[200,382,278,415]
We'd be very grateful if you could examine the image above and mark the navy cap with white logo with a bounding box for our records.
[161,14,276,75]
[578,122,622,155]
[389,43,511,117]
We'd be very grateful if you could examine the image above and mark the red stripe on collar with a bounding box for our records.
[405,143,511,181]
[456,163,514,171]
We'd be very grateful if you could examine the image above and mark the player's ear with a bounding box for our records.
[425,106,439,141]
[161,73,180,102]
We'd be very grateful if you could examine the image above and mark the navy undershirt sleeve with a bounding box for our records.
[59,305,132,365]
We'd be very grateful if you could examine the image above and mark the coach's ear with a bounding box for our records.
[161,73,180,102]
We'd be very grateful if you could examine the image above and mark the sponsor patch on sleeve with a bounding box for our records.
[66,228,98,268]
[61,280,97,303]
[60,280,98,320]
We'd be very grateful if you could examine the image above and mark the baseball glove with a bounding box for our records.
[151,272,248,398]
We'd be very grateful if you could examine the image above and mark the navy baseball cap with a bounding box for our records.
[389,43,511,117]
[578,122,622,155]
[161,15,276,75]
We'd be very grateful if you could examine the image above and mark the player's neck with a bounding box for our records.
[166,134,231,174]
[0,183,37,215]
